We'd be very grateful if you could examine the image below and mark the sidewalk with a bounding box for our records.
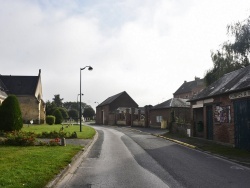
[129,127,250,167]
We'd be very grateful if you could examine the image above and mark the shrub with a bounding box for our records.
[38,130,68,138]
[3,131,37,146]
[48,138,61,146]
[53,109,63,124]
[0,95,23,131]
[46,115,55,125]
[37,130,77,138]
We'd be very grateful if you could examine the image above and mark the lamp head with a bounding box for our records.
[81,66,93,71]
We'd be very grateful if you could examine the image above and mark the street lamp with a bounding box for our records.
[77,93,83,124]
[80,66,93,132]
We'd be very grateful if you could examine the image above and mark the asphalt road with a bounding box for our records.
[56,125,250,188]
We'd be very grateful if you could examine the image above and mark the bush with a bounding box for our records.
[46,115,55,125]
[53,109,63,124]
[0,95,23,131]
[3,131,37,146]
[0,131,63,146]
[37,130,77,138]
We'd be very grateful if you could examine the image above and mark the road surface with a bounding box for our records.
[56,125,250,188]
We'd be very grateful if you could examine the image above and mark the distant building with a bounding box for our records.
[96,91,138,125]
[0,70,46,124]
[173,77,205,99]
[150,98,191,128]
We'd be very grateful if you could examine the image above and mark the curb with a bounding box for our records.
[155,134,197,149]
[45,131,99,188]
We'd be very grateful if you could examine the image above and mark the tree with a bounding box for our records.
[0,95,23,131]
[204,16,250,86]
[58,107,69,119]
[83,105,95,120]
[68,109,78,119]
[53,109,63,124]
[63,101,86,114]
[45,100,57,115]
[227,16,250,62]
[53,94,64,107]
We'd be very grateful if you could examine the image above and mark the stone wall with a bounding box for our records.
[17,96,45,124]
[133,120,145,127]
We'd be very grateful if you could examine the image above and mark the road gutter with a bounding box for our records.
[45,131,99,188]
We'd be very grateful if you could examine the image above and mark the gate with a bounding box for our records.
[206,105,213,140]
[234,99,250,150]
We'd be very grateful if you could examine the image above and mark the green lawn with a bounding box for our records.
[0,145,82,188]
[22,124,96,139]
[0,124,96,188]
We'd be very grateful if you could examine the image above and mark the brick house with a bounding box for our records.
[96,91,138,125]
[173,77,205,99]
[189,66,250,150]
[150,98,190,128]
[0,69,46,124]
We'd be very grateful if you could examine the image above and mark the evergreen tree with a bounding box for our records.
[53,109,63,124]
[0,95,23,131]
[53,94,64,107]
[45,100,57,115]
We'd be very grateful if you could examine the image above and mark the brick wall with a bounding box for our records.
[212,94,235,145]
[192,94,235,145]
[150,108,171,127]
[150,107,191,128]
[96,105,109,125]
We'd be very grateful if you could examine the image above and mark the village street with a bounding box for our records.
[55,125,250,188]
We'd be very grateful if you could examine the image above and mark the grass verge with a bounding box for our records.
[22,124,96,139]
[0,145,82,188]
[162,133,250,166]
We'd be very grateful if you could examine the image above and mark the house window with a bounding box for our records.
[156,116,162,123]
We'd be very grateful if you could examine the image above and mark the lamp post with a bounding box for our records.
[77,93,83,124]
[80,66,93,132]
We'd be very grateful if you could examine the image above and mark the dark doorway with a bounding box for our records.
[234,99,250,150]
[206,105,213,140]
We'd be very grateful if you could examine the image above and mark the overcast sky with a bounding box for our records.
[1,0,250,108]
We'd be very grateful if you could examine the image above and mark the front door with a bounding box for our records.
[234,99,250,150]
[101,110,104,125]
[206,105,213,140]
